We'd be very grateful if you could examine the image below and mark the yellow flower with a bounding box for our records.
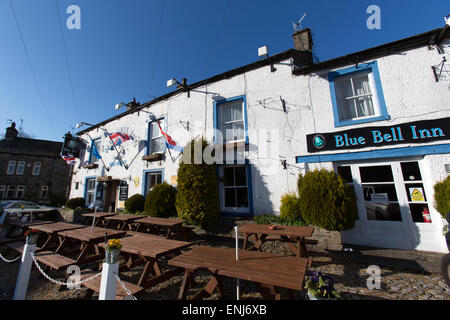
[107,238,122,249]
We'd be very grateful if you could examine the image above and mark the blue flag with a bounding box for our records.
[91,140,102,159]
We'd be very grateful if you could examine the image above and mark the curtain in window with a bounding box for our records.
[335,78,356,120]
[353,75,374,117]
[219,100,244,143]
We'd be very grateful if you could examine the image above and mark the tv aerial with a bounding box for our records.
[293,13,307,31]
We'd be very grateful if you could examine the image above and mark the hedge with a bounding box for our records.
[124,194,145,213]
[144,182,177,218]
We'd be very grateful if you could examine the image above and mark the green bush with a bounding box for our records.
[298,169,358,231]
[124,194,145,213]
[176,138,220,230]
[434,176,450,217]
[253,214,308,226]
[65,197,86,209]
[280,193,302,223]
[144,182,177,218]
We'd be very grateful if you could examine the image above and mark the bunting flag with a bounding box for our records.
[156,120,184,153]
[61,154,76,165]
[108,132,131,146]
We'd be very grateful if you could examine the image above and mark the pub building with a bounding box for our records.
[67,26,450,253]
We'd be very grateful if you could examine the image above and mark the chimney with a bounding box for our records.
[5,122,18,139]
[292,28,313,67]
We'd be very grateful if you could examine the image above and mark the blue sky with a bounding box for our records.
[0,0,449,141]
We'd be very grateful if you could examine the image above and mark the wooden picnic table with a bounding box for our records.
[81,212,117,227]
[103,214,143,231]
[31,222,86,252]
[56,226,126,265]
[2,220,55,239]
[239,224,315,258]
[132,216,188,240]
[98,233,192,289]
[168,246,310,300]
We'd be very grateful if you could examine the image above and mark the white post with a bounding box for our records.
[91,207,97,232]
[99,258,118,300]
[13,242,36,300]
[234,226,240,300]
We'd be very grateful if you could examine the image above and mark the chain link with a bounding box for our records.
[114,273,137,300]
[0,253,21,263]
[30,252,102,287]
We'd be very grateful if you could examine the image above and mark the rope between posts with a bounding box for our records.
[30,252,102,287]
[0,253,21,263]
[114,273,137,300]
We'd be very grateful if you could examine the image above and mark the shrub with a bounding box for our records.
[65,197,86,209]
[176,138,220,230]
[280,193,302,223]
[298,169,358,231]
[124,194,145,213]
[144,182,177,218]
[434,176,450,218]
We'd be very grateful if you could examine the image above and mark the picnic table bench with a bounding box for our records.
[239,224,315,258]
[132,216,191,240]
[168,246,311,300]
[81,212,117,227]
[55,227,126,266]
[31,222,86,252]
[103,214,143,231]
[98,233,192,289]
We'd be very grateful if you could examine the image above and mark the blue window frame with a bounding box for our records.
[213,95,249,145]
[83,176,97,207]
[142,169,164,196]
[328,61,389,127]
[147,118,167,155]
[218,160,253,218]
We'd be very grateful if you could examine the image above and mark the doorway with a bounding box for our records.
[104,181,118,212]
[337,159,443,251]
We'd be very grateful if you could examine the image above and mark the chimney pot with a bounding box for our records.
[292,28,313,67]
[5,122,18,139]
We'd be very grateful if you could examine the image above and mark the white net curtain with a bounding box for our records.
[218,100,244,143]
[335,71,375,121]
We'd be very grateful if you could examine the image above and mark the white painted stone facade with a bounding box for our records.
[69,35,450,252]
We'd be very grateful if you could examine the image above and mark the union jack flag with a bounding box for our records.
[61,154,76,165]
[108,132,131,146]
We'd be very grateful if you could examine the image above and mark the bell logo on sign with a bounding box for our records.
[312,135,326,149]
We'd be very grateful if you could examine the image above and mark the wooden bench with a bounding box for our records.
[79,268,145,300]
[265,234,318,246]
[33,251,77,271]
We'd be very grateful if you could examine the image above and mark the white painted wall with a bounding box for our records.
[69,38,450,252]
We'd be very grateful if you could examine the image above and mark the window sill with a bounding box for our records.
[83,163,98,169]
[334,114,390,127]
[142,153,164,162]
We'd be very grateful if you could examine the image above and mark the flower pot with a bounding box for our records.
[105,248,120,264]
[26,234,39,245]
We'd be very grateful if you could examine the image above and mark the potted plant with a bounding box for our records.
[304,270,340,300]
[24,229,40,245]
[104,238,122,264]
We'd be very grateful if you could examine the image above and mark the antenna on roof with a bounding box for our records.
[292,13,307,31]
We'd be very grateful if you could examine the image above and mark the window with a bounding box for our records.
[16,161,25,175]
[337,165,358,220]
[0,185,5,199]
[16,185,25,199]
[86,179,96,205]
[90,139,102,163]
[32,162,41,175]
[329,61,389,127]
[221,165,248,209]
[6,186,16,198]
[7,161,16,175]
[148,119,165,154]
[40,186,49,199]
[75,182,79,190]
[144,171,163,195]
[218,99,244,144]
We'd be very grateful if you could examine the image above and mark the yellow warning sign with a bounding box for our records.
[409,188,425,202]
